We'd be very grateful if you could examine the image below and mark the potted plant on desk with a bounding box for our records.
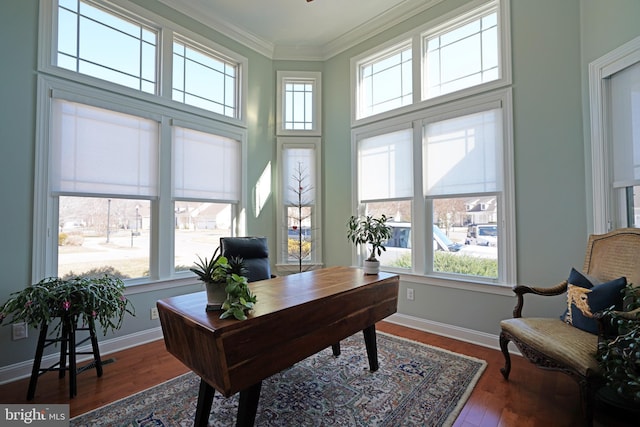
[191,249,257,320]
[347,214,392,275]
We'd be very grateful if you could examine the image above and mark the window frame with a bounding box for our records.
[276,137,323,273]
[35,0,249,289]
[39,0,248,127]
[276,71,322,136]
[351,88,515,291]
[350,0,511,127]
[589,35,640,233]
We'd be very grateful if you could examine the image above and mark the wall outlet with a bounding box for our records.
[406,288,414,301]
[12,322,28,340]
[150,307,159,320]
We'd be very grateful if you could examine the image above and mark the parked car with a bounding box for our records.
[466,224,498,246]
[385,223,461,252]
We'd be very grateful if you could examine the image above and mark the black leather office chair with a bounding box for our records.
[219,236,272,282]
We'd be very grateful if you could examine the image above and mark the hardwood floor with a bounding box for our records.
[0,321,635,426]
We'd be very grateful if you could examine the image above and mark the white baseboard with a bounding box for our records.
[0,327,164,385]
[385,313,521,355]
[0,315,520,386]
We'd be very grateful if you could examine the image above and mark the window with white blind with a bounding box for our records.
[352,89,514,286]
[589,37,640,232]
[277,138,322,270]
[356,128,413,268]
[423,108,502,279]
[35,0,248,286]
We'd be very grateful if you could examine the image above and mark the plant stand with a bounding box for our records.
[27,314,105,400]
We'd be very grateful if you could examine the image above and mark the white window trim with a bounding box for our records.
[350,88,516,290]
[38,0,248,128]
[33,75,248,289]
[275,137,323,273]
[276,71,322,136]
[588,35,640,233]
[350,0,511,127]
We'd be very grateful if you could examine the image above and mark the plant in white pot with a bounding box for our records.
[347,214,392,274]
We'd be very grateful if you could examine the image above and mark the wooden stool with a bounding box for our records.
[27,314,103,400]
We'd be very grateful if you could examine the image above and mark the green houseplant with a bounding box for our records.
[0,275,135,335]
[191,249,257,320]
[347,214,393,274]
[596,284,640,404]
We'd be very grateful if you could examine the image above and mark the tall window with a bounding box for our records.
[277,139,322,271]
[35,0,247,286]
[56,0,157,93]
[277,71,321,135]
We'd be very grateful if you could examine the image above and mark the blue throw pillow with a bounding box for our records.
[562,269,626,334]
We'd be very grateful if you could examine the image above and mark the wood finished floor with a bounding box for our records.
[0,321,635,426]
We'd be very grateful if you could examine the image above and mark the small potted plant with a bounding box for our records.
[0,275,135,335]
[347,214,393,274]
[191,249,257,320]
[596,284,640,407]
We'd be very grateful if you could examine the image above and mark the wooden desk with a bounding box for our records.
[157,266,399,427]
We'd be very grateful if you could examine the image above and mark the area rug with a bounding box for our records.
[71,332,486,427]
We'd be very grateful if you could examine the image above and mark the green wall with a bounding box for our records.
[1,0,639,371]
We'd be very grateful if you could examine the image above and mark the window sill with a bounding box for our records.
[381,269,515,296]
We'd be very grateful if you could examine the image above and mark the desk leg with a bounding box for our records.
[363,325,379,372]
[195,378,215,427]
[236,381,262,427]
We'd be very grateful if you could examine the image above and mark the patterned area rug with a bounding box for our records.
[71,332,486,427]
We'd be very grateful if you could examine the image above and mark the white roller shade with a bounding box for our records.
[358,128,413,201]
[611,61,640,188]
[51,99,159,197]
[424,109,502,196]
[283,146,315,204]
[173,126,241,201]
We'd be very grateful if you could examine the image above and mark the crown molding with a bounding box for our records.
[157,0,275,58]
[158,0,444,61]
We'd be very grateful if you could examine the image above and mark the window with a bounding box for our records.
[172,37,238,118]
[351,0,513,288]
[356,128,414,268]
[277,139,322,271]
[277,71,321,135]
[353,90,514,286]
[423,108,503,279]
[423,4,499,100]
[56,0,158,94]
[352,0,509,124]
[589,36,640,232]
[34,0,247,286]
[357,43,413,119]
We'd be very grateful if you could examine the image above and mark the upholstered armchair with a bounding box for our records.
[499,228,640,426]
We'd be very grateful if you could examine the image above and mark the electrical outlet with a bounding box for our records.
[406,288,414,301]
[12,322,28,340]
[150,307,159,320]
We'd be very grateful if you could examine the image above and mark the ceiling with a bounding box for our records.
[157,0,440,60]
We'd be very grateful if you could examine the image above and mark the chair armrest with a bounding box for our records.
[511,280,568,318]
